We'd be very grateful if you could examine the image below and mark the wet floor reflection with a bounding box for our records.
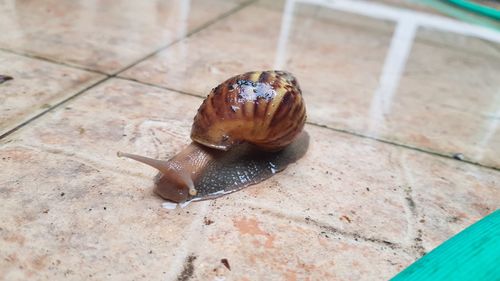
[274,0,500,168]
[2,0,498,167]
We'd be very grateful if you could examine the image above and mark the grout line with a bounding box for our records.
[112,0,257,77]
[3,63,499,173]
[0,76,109,140]
[306,216,402,250]
[308,122,500,172]
[1,0,497,172]
[399,155,427,257]
[0,0,256,141]
[0,0,256,77]
[0,47,110,76]
[114,76,500,172]
[247,200,408,252]
[115,76,204,99]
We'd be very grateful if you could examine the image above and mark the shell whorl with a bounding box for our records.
[191,71,306,151]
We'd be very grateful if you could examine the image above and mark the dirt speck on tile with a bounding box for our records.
[176,255,197,281]
[220,258,231,271]
[0,74,13,84]
[340,215,352,223]
[204,217,214,225]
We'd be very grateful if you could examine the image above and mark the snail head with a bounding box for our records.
[117,152,196,203]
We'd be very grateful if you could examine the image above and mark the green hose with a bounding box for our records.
[392,210,500,281]
[447,0,500,20]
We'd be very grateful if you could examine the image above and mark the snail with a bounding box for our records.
[118,71,308,203]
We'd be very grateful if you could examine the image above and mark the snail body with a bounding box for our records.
[119,71,307,203]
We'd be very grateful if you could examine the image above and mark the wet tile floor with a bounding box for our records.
[0,0,499,280]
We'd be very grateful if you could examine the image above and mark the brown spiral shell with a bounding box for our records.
[191,71,306,151]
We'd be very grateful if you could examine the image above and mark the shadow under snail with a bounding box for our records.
[118,71,308,203]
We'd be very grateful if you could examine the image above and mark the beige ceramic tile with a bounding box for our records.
[0,51,104,137]
[375,29,500,169]
[0,0,247,74]
[119,2,394,136]
[121,2,500,169]
[416,28,500,59]
[188,207,415,280]
[399,149,500,251]
[121,4,394,97]
[219,125,499,254]
[1,78,498,279]
[0,145,209,280]
[1,79,198,177]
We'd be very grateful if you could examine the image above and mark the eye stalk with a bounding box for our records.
[117,151,198,202]
[117,151,171,175]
